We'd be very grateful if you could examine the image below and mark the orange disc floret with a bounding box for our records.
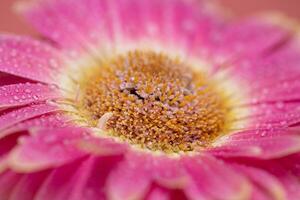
[78,51,230,153]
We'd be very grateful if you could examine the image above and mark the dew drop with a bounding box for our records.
[44,134,57,143]
[10,50,17,57]
[49,84,58,90]
[280,121,287,126]
[25,89,31,94]
[276,101,284,109]
[251,98,258,104]
[49,59,59,68]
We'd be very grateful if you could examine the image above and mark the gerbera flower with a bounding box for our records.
[0,0,300,199]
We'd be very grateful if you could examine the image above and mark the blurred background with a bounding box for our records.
[0,0,300,35]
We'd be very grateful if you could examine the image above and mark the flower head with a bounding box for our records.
[0,0,300,199]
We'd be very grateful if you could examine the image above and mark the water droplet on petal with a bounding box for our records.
[280,121,287,126]
[10,50,17,57]
[44,134,57,143]
[25,89,31,93]
[276,101,284,109]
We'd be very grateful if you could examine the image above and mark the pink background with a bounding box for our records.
[0,0,300,35]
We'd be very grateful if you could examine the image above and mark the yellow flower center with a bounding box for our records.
[76,51,232,153]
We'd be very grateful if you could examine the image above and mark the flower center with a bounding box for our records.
[77,51,230,153]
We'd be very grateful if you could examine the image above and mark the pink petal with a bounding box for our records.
[107,151,189,200]
[151,156,188,189]
[246,160,300,200]
[210,129,300,159]
[18,0,223,58]
[7,113,69,129]
[0,103,59,132]
[231,39,300,93]
[34,158,91,200]
[2,155,126,200]
[80,155,124,200]
[0,83,60,108]
[0,35,63,84]
[228,39,300,124]
[33,156,124,200]
[206,17,290,65]
[0,113,70,140]
[8,127,89,172]
[271,168,300,200]
[9,171,50,200]
[17,0,105,58]
[240,103,300,129]
[114,0,222,51]
[233,164,286,200]
[106,152,152,200]
[182,154,251,200]
[0,171,22,199]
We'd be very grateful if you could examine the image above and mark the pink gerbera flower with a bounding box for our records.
[0,0,300,199]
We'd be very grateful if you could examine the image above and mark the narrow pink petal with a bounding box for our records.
[246,160,300,200]
[182,154,251,200]
[210,129,300,159]
[9,171,50,200]
[2,155,125,200]
[230,40,300,130]
[228,39,300,120]
[240,103,300,129]
[36,155,124,200]
[0,113,70,140]
[0,171,22,199]
[0,35,63,84]
[231,39,300,92]
[8,127,89,172]
[107,151,190,200]
[17,0,113,58]
[0,83,60,108]
[80,155,124,200]
[206,17,290,65]
[271,169,300,200]
[115,0,222,50]
[18,0,223,59]
[6,113,70,130]
[0,103,59,132]
[151,156,189,189]
[106,152,152,200]
[233,164,286,200]
[34,158,90,200]
[250,79,300,103]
